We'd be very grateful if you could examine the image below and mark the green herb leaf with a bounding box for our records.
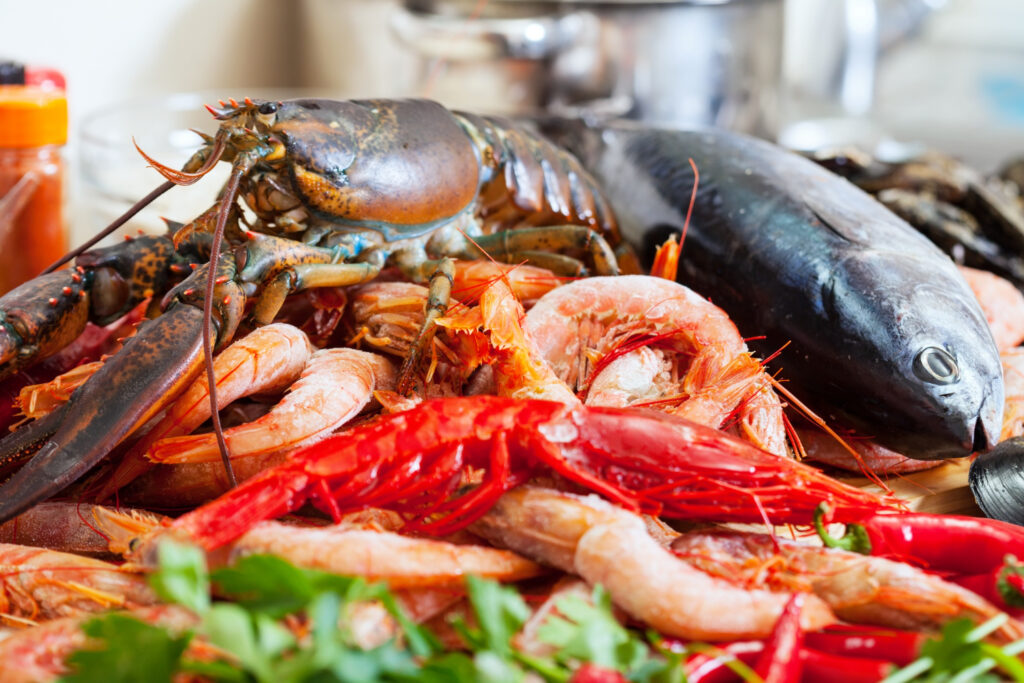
[211,553,362,617]
[464,574,531,658]
[883,616,1024,683]
[149,538,210,614]
[537,586,647,672]
[59,614,191,683]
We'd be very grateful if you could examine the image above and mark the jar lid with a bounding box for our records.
[0,86,67,147]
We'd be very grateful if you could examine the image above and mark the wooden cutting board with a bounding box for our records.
[837,458,982,516]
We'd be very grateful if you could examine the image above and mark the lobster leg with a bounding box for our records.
[397,257,455,394]
[0,256,246,523]
[0,302,209,521]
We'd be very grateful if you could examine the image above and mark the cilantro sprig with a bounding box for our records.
[882,615,1024,683]
[59,539,684,683]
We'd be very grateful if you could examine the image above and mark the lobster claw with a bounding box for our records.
[0,302,208,522]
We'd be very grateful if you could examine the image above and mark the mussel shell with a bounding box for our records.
[969,437,1024,525]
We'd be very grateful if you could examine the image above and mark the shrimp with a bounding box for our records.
[15,362,102,422]
[146,347,397,465]
[0,605,198,683]
[122,451,291,508]
[958,265,1024,351]
[670,529,1024,641]
[522,275,789,456]
[470,486,835,640]
[0,503,163,558]
[227,521,543,590]
[0,544,156,625]
[1000,347,1024,440]
[97,322,314,498]
[797,428,945,474]
[349,281,430,360]
[451,259,561,307]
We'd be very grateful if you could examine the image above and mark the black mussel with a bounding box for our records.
[970,437,1024,525]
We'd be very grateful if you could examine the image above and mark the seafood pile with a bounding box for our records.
[0,98,1022,681]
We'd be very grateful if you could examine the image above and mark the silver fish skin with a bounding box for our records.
[545,122,1002,460]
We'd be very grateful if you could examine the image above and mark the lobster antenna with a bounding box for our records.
[41,131,229,276]
[202,165,245,490]
[41,181,175,275]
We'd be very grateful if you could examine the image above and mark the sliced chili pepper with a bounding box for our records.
[800,648,896,683]
[805,625,925,666]
[754,593,805,683]
[684,641,763,683]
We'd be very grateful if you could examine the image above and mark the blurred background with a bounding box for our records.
[1,0,1022,246]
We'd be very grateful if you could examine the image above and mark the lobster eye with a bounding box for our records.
[258,101,278,115]
[913,346,960,385]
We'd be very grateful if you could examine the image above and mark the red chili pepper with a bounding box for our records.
[952,557,1024,618]
[568,663,629,683]
[800,648,896,683]
[804,625,925,666]
[1006,571,1024,595]
[817,506,1024,575]
[754,593,805,683]
[684,641,763,683]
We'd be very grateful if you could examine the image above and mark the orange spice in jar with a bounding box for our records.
[0,86,68,295]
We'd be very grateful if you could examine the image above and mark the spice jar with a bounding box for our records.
[0,85,68,295]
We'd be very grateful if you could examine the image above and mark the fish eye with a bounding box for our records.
[913,346,960,385]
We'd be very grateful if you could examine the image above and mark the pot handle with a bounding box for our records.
[390,6,588,61]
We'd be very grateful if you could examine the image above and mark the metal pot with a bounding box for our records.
[391,0,784,136]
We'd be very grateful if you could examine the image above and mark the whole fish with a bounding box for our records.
[541,122,1002,460]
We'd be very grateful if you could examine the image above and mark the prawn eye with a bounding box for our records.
[914,346,960,385]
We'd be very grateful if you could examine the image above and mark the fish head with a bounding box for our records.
[823,250,1004,459]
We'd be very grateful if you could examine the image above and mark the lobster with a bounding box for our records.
[0,97,628,523]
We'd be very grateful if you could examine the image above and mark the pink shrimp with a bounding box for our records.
[97,322,314,498]
[0,605,199,683]
[522,275,788,455]
[471,485,835,640]
[146,347,397,464]
[451,259,561,307]
[0,503,163,558]
[1000,347,1024,440]
[670,529,1024,641]
[227,520,543,590]
[0,544,156,625]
